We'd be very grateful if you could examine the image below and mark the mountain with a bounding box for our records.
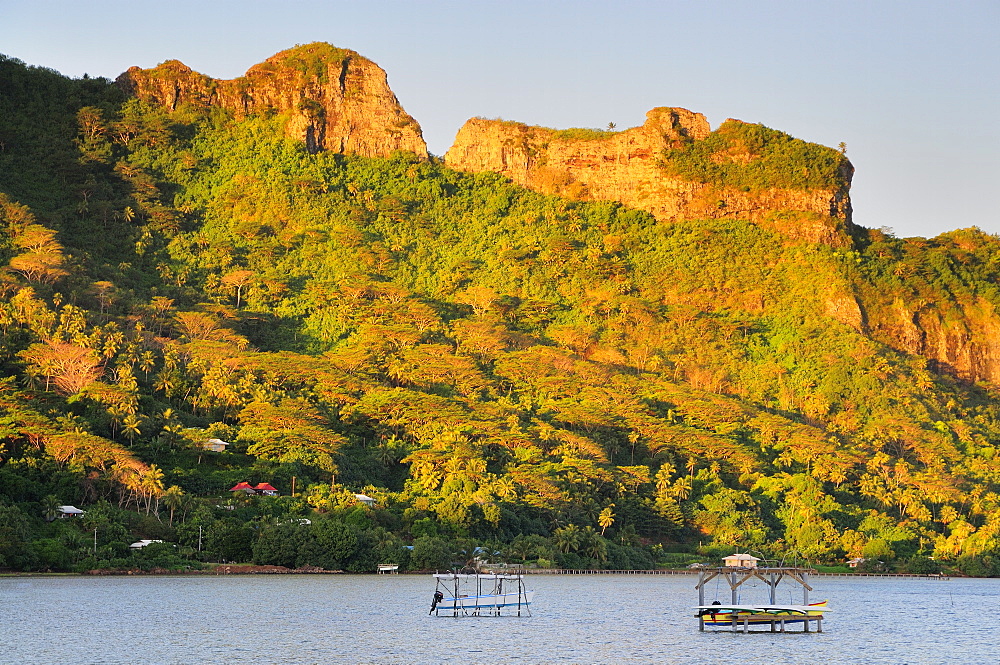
[118,42,427,158]
[0,43,999,576]
[446,109,853,246]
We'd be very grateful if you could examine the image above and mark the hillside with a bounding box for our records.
[1,44,999,576]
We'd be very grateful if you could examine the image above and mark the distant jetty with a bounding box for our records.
[81,565,343,576]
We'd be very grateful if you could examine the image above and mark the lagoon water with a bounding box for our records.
[1,573,996,664]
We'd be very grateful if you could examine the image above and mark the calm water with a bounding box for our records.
[1,573,995,664]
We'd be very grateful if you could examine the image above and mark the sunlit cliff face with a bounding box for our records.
[117,42,427,159]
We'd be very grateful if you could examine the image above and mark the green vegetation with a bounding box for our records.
[2,55,1000,576]
[258,42,351,83]
[659,119,850,191]
[551,127,618,141]
[472,119,616,142]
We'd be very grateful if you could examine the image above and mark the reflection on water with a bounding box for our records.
[1,573,996,664]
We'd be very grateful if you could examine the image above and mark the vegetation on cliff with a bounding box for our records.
[2,52,1000,576]
[658,119,850,192]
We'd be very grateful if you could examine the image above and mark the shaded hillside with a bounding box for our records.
[1,46,999,575]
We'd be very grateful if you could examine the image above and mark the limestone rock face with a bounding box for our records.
[445,108,853,246]
[116,43,427,159]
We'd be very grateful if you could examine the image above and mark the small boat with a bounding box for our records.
[695,600,829,627]
[430,572,533,617]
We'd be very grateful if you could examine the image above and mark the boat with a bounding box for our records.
[695,600,829,627]
[430,572,533,617]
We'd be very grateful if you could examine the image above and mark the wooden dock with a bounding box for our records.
[519,568,949,579]
[523,568,693,575]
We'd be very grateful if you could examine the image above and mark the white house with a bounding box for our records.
[354,493,376,507]
[129,539,165,550]
[723,553,760,569]
[56,505,86,519]
[202,438,230,452]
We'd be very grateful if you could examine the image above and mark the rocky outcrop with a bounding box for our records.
[868,297,1000,385]
[445,108,853,245]
[117,43,427,159]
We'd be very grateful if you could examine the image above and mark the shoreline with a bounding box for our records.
[0,568,960,579]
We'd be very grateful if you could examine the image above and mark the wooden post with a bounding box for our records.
[780,618,785,632]
[802,571,809,605]
[730,571,738,604]
[698,571,705,632]
[817,616,823,633]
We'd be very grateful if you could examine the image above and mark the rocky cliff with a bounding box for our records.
[117,43,427,159]
[445,108,853,245]
[887,298,1000,385]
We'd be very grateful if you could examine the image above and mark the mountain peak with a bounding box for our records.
[116,42,427,159]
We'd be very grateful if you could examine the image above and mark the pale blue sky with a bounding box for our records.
[2,0,997,238]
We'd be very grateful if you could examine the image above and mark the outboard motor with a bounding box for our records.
[429,590,444,614]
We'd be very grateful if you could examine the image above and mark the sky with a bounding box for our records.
[2,0,997,239]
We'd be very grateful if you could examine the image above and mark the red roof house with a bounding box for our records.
[230,482,255,493]
[254,483,279,496]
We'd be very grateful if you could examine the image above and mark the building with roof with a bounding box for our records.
[202,438,230,452]
[723,553,760,569]
[230,481,279,496]
[56,505,86,519]
[254,482,278,496]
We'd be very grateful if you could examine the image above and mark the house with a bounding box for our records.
[354,493,376,507]
[847,557,866,568]
[129,539,164,550]
[202,438,230,452]
[723,553,760,569]
[254,482,279,496]
[230,481,279,496]
[57,505,86,519]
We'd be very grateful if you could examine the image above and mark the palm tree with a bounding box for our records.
[493,477,517,501]
[376,442,397,467]
[160,409,184,449]
[554,524,582,554]
[579,526,608,563]
[61,529,86,562]
[598,504,616,536]
[42,494,61,522]
[141,464,165,516]
[122,413,143,446]
[162,485,184,527]
[671,476,693,501]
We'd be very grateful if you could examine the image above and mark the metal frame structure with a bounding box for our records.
[431,572,532,617]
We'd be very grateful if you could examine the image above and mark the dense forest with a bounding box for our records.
[2,49,1000,576]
